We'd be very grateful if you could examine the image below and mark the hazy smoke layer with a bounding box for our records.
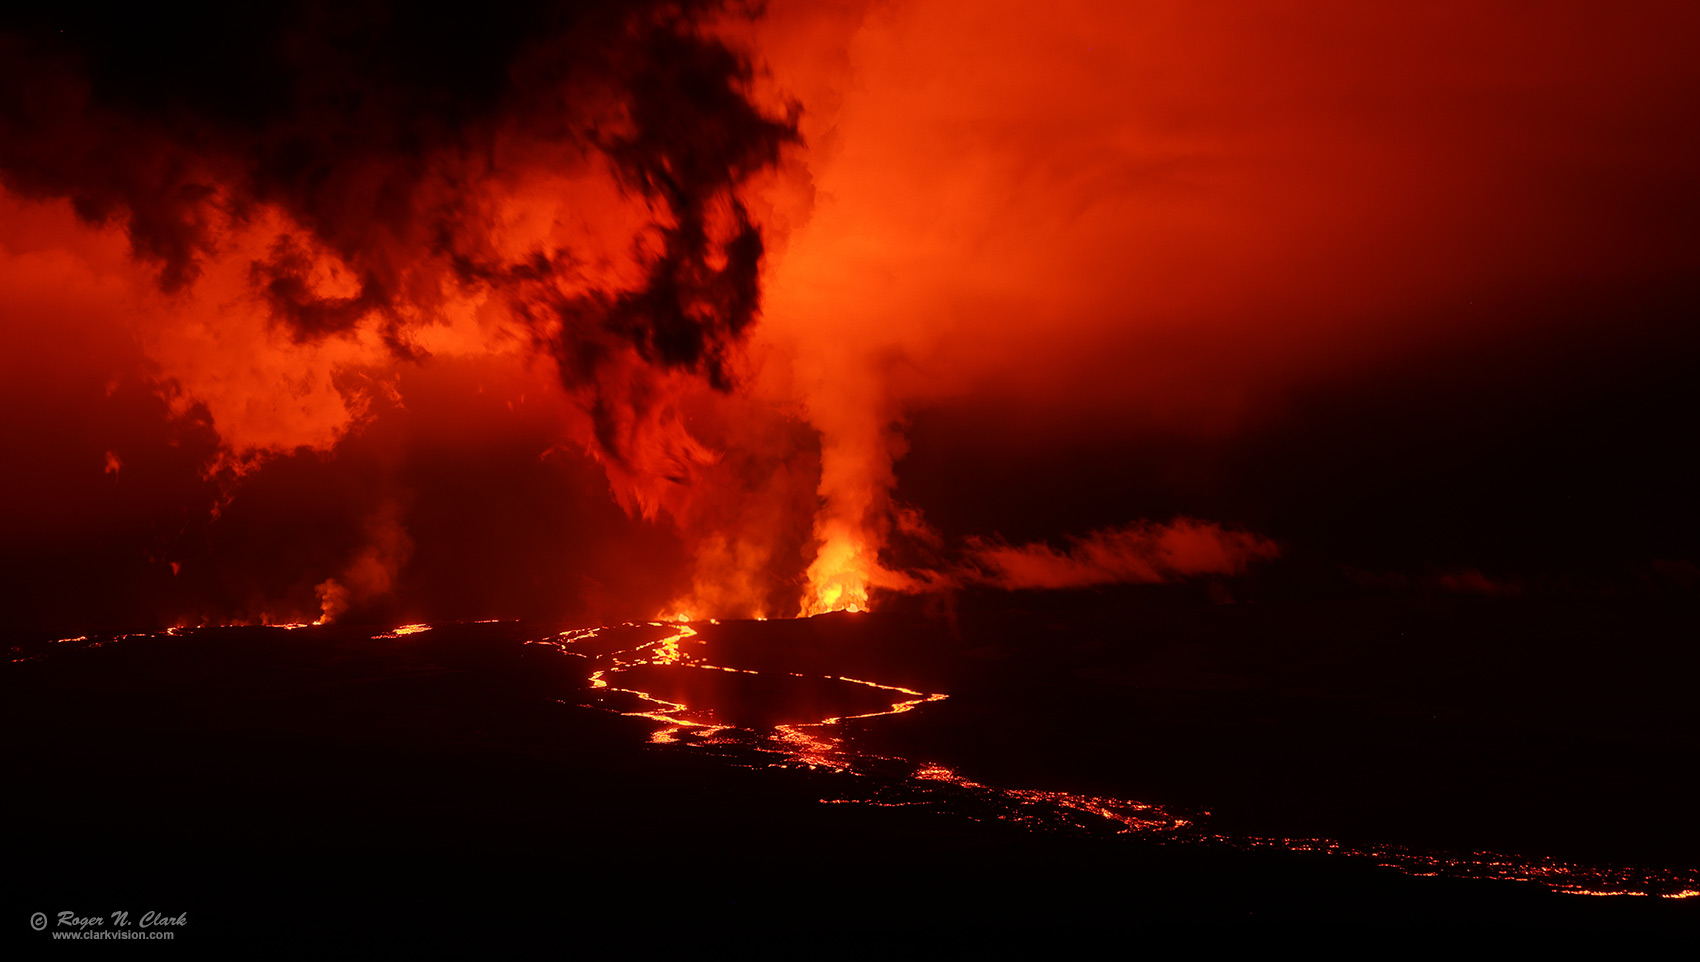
[962,521,1280,591]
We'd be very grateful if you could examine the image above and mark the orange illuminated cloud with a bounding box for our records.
[961,520,1279,591]
[0,4,808,628]
[3,2,1696,630]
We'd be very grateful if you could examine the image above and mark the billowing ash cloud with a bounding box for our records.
[0,1,812,625]
[0,0,795,448]
[13,1,1687,632]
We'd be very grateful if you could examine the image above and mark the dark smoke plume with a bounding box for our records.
[0,0,797,451]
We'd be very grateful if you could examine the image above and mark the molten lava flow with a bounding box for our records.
[371,624,432,640]
[533,619,938,744]
[520,616,1700,899]
[13,620,1700,901]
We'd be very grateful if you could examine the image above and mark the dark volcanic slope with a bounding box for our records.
[792,596,1700,868]
[4,609,1696,948]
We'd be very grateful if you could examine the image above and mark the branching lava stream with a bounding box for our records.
[13,620,1697,902]
[529,618,1700,901]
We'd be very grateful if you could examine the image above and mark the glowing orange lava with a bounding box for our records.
[799,530,872,616]
[371,623,432,639]
[528,617,1700,900]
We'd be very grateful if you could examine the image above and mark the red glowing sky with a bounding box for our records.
[2,1,1696,632]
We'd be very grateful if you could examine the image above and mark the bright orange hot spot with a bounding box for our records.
[372,623,431,640]
[800,528,871,616]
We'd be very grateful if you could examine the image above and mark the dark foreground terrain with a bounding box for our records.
[5,595,1697,949]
